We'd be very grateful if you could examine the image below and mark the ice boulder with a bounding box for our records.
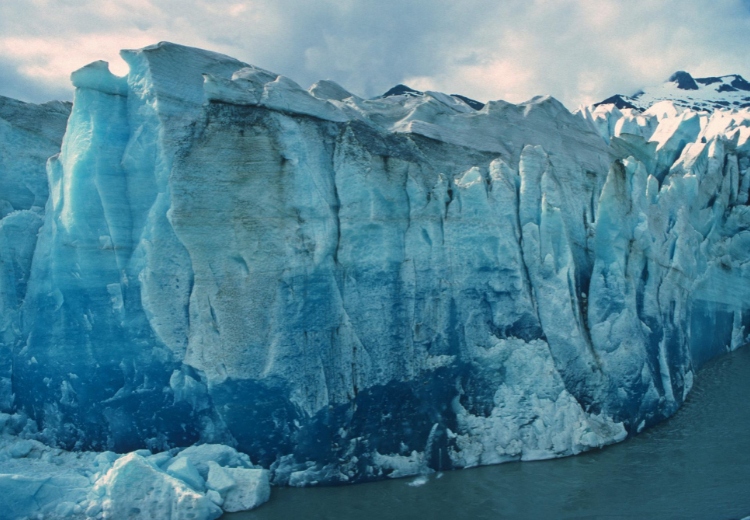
[166,456,206,492]
[88,453,222,520]
[172,444,255,479]
[206,461,271,513]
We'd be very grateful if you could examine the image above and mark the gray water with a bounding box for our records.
[229,346,750,520]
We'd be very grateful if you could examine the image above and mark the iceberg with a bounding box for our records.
[1,41,750,517]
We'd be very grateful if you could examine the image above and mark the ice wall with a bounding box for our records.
[0,95,70,411]
[7,42,750,485]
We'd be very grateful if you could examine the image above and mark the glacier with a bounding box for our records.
[1,42,750,518]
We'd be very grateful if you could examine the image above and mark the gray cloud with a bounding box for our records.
[1,0,749,109]
[0,55,74,103]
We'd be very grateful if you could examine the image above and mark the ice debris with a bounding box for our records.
[0,413,270,519]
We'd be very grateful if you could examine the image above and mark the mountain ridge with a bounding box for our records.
[595,70,750,112]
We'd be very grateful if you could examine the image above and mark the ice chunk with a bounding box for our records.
[174,444,254,479]
[206,462,270,513]
[166,455,206,491]
[206,461,235,492]
[90,453,222,520]
[224,471,270,512]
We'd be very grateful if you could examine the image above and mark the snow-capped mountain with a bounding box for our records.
[595,70,750,112]
[2,42,750,519]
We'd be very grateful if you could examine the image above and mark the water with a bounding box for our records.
[228,347,750,520]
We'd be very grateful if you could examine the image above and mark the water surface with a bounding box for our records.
[229,346,750,520]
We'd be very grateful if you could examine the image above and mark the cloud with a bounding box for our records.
[0,54,73,103]
[1,0,749,109]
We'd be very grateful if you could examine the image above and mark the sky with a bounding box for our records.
[1,0,749,109]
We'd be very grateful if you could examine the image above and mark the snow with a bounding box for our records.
[2,40,750,516]
[590,71,750,113]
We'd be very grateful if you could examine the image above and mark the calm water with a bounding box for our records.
[228,347,750,520]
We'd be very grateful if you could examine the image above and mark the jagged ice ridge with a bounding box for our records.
[1,42,750,519]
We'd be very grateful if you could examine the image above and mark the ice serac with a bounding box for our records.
[6,42,750,492]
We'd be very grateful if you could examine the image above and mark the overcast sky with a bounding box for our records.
[1,0,749,109]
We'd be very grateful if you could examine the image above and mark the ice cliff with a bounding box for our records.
[0,95,70,411]
[2,42,750,517]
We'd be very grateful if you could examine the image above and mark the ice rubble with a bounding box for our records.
[0,413,269,519]
[1,40,750,517]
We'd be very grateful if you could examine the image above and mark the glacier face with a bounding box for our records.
[0,95,70,412]
[4,42,750,490]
